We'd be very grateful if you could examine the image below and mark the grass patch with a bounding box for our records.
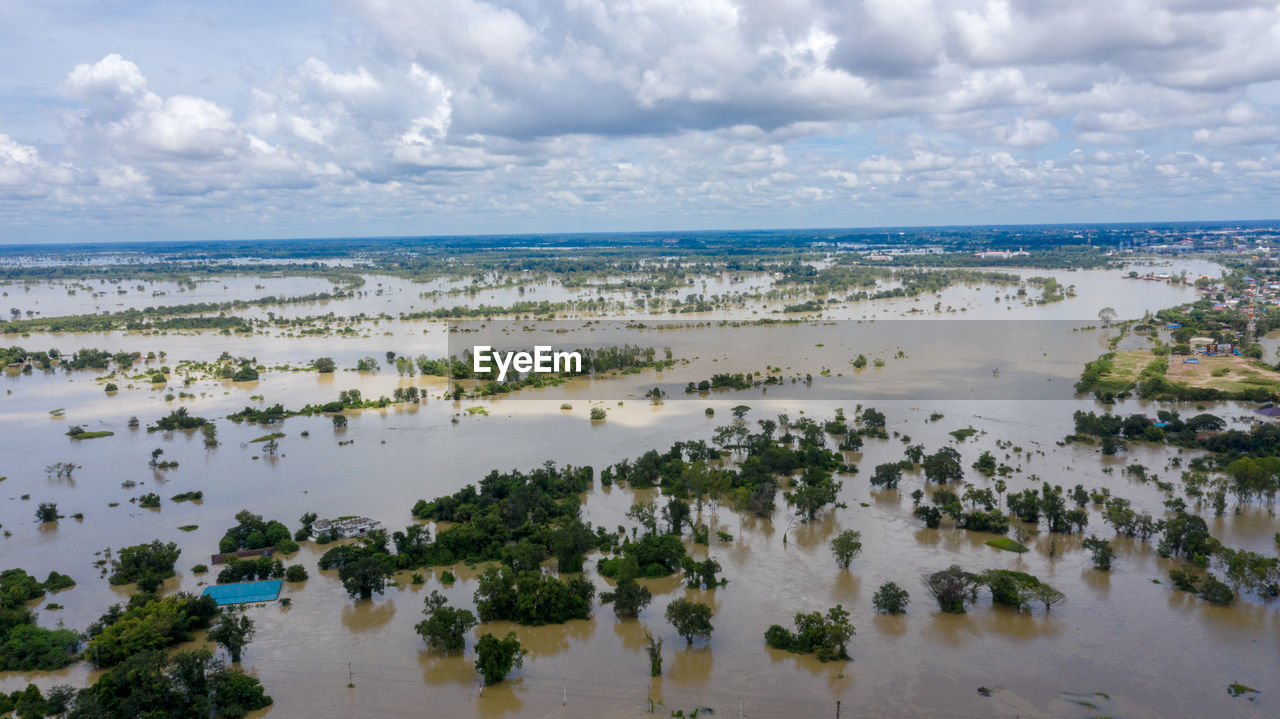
[70,430,114,439]
[985,537,1029,553]
[949,427,978,441]
[1228,683,1259,698]
[249,432,285,443]
[465,406,489,415]
[178,525,199,532]
[171,491,203,502]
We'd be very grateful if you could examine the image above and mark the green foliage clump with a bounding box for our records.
[473,565,594,625]
[147,407,209,432]
[830,530,863,569]
[665,598,713,644]
[216,556,284,584]
[474,632,526,685]
[218,510,292,553]
[0,569,81,671]
[85,593,217,667]
[871,582,910,614]
[764,605,854,661]
[922,565,981,614]
[416,590,477,653]
[109,540,181,593]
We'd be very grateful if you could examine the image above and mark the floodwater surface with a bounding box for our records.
[2,258,1275,718]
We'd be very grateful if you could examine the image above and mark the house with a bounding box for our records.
[313,516,382,539]
[1254,406,1280,423]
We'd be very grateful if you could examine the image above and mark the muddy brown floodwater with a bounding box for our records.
[3,258,1277,718]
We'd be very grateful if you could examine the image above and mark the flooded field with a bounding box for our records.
[3,257,1276,718]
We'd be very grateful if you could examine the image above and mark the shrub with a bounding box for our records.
[763,605,854,661]
[872,582,910,614]
[285,565,308,582]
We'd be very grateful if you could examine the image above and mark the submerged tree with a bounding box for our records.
[830,530,863,569]
[415,590,477,654]
[665,599,713,644]
[922,565,981,614]
[784,466,843,521]
[208,613,255,663]
[644,630,663,677]
[763,605,855,662]
[1082,536,1115,571]
[872,581,910,614]
[474,632,526,685]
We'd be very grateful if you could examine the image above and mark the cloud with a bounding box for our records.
[0,1,1279,240]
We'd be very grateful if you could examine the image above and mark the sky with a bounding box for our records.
[0,0,1278,244]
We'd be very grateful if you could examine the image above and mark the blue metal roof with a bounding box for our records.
[202,580,283,606]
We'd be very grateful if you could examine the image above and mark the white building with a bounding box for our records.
[313,517,382,539]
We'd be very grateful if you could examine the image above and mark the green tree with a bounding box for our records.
[922,565,980,614]
[830,530,863,569]
[784,466,843,521]
[922,447,963,484]
[869,463,902,489]
[871,581,910,614]
[109,540,181,592]
[1082,536,1115,571]
[665,598,713,644]
[415,590,477,654]
[35,502,59,523]
[312,357,336,373]
[763,605,854,661]
[208,612,255,663]
[474,632,526,685]
[339,555,394,600]
[608,579,653,618]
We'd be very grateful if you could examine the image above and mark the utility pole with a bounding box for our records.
[836,700,841,719]
[347,661,353,687]
[562,678,566,705]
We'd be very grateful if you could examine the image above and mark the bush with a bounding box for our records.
[192,564,209,574]
[872,582,910,614]
[231,365,259,382]
[285,565,308,582]
[763,605,854,661]
[1199,574,1234,605]
[590,407,607,421]
[313,357,336,373]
